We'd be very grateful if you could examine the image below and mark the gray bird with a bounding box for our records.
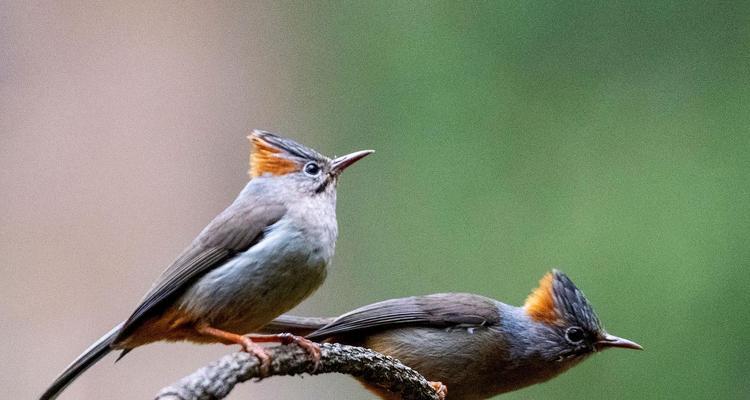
[263,270,642,400]
[40,130,373,400]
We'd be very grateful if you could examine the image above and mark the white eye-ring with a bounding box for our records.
[565,326,585,344]
[303,162,321,176]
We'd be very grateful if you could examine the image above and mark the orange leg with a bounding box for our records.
[245,333,322,370]
[195,325,272,376]
[429,381,448,400]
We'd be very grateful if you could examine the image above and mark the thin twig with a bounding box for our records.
[155,342,445,400]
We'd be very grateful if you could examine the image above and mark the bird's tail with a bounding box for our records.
[259,315,334,337]
[40,322,124,400]
[40,316,327,399]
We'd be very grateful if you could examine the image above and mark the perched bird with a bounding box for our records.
[264,270,642,400]
[40,130,373,400]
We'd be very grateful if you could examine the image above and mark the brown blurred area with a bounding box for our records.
[0,2,361,399]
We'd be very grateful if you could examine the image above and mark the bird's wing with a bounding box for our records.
[114,201,286,342]
[306,293,501,340]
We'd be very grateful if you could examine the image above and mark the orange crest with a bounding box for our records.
[524,272,560,324]
[248,134,299,177]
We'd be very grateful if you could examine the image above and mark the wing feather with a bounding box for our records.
[114,202,286,342]
[307,293,501,340]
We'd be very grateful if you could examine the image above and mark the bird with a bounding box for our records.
[40,130,373,400]
[262,270,642,400]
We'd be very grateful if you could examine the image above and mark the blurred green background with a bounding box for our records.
[283,2,749,399]
[3,1,748,399]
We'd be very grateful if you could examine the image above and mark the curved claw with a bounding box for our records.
[244,333,322,372]
[238,336,272,376]
[429,381,448,400]
[284,334,322,372]
[195,325,273,376]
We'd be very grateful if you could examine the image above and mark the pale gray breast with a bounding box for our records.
[177,210,336,332]
[290,191,339,263]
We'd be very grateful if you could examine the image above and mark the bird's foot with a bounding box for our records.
[278,333,322,371]
[244,333,322,372]
[429,381,448,400]
[238,336,272,377]
[194,324,273,376]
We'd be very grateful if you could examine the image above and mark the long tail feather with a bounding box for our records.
[40,322,124,400]
[41,316,330,399]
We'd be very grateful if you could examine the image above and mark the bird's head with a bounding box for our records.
[523,270,642,364]
[248,130,373,196]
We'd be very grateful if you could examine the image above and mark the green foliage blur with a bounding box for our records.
[280,2,749,399]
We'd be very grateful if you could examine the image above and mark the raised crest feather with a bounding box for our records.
[524,272,560,323]
[248,132,299,177]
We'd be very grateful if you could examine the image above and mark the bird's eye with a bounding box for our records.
[565,327,585,344]
[303,162,321,176]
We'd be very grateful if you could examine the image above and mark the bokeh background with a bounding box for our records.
[2,1,748,399]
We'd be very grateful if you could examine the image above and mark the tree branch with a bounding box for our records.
[155,342,445,400]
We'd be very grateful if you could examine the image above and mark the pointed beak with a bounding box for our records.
[330,150,374,175]
[596,333,643,351]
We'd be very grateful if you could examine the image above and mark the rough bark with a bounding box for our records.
[155,342,445,400]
